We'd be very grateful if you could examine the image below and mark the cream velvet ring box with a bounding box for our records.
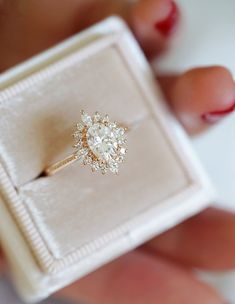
[0,17,215,302]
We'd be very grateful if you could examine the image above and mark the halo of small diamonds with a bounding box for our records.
[73,110,127,174]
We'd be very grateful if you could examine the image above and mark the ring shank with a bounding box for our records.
[44,154,77,176]
[44,123,129,176]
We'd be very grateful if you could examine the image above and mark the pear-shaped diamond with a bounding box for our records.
[86,123,117,162]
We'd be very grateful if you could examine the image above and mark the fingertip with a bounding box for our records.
[169,66,235,133]
[154,0,179,38]
[148,208,235,270]
[129,0,180,58]
[58,251,225,304]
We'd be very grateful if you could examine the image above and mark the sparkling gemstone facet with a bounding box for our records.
[86,123,117,161]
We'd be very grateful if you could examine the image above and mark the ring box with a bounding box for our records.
[0,17,215,302]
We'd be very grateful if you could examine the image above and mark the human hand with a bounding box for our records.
[0,1,235,303]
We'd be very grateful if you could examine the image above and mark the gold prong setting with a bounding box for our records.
[73,110,127,174]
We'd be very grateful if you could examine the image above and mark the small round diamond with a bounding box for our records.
[83,155,92,165]
[91,161,100,171]
[120,147,127,155]
[102,114,109,124]
[109,122,117,129]
[76,147,88,159]
[76,123,84,132]
[93,112,101,122]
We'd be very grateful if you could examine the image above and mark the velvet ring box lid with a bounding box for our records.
[0,17,215,302]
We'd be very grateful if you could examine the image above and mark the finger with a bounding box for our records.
[129,0,180,58]
[0,0,101,70]
[147,207,235,270]
[158,66,235,134]
[57,250,224,304]
[0,0,180,71]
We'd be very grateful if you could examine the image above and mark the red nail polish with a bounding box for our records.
[201,102,235,124]
[154,0,179,37]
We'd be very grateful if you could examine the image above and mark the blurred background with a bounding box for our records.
[156,0,235,302]
[1,0,234,302]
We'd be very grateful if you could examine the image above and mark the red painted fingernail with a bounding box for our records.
[154,0,179,37]
[201,102,235,123]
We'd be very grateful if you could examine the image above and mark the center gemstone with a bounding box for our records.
[86,123,117,161]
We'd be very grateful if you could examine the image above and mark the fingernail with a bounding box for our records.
[201,102,235,124]
[154,0,179,37]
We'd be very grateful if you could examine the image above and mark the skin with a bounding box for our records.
[1,0,235,303]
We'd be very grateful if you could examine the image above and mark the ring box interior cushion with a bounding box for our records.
[0,17,214,302]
